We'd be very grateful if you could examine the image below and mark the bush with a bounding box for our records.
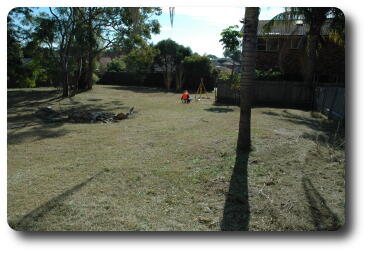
[107,57,126,72]
[182,55,217,91]
[218,72,240,89]
[124,46,159,73]
[255,69,283,81]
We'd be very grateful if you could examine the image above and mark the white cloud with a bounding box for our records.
[160,26,173,31]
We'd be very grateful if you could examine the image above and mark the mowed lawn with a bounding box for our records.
[7,85,345,231]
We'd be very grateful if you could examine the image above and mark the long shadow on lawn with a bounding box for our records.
[221,151,250,231]
[104,85,166,94]
[7,89,62,109]
[11,170,105,231]
[204,107,234,113]
[7,122,70,145]
[302,176,341,230]
[8,101,130,145]
[262,109,344,148]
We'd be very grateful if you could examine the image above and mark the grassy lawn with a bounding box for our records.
[7,85,345,231]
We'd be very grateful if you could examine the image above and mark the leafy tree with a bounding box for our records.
[154,39,192,90]
[24,7,162,96]
[124,46,160,73]
[182,55,216,91]
[206,54,218,60]
[106,57,126,72]
[7,8,33,88]
[264,7,344,85]
[220,25,242,74]
[224,48,241,63]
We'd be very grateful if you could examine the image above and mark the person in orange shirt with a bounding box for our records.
[181,90,191,103]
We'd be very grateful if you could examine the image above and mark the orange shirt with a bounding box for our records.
[181,92,189,100]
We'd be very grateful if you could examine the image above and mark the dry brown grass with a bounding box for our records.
[7,85,345,231]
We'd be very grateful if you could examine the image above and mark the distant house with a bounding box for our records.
[246,20,344,83]
[98,51,123,66]
[212,58,241,73]
[98,57,112,66]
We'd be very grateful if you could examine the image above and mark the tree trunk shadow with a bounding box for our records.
[302,176,341,230]
[10,170,105,231]
[221,150,250,231]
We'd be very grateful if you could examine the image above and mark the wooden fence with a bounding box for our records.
[314,86,345,119]
[216,81,312,108]
[215,81,345,119]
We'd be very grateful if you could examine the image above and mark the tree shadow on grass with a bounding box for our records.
[302,176,341,231]
[262,109,344,147]
[7,89,62,109]
[7,122,70,145]
[104,85,166,94]
[10,170,105,231]
[262,109,343,133]
[204,107,234,113]
[221,150,250,231]
[8,99,131,145]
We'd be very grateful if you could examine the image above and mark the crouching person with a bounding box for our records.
[181,90,191,103]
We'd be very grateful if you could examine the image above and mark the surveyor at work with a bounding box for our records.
[181,90,191,103]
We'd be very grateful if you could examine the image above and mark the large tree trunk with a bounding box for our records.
[306,23,322,111]
[164,71,173,90]
[175,64,185,92]
[237,7,260,152]
[86,8,94,90]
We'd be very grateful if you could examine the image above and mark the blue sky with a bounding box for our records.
[34,7,284,57]
[150,7,285,57]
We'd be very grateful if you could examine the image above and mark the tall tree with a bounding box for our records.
[154,39,192,91]
[7,8,33,88]
[28,7,161,97]
[237,7,260,151]
[220,25,242,75]
[263,7,344,85]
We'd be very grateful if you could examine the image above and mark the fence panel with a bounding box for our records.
[314,87,345,119]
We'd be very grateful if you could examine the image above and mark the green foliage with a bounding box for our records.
[219,25,242,56]
[107,57,127,72]
[154,39,192,90]
[224,49,241,63]
[183,55,213,77]
[206,54,218,60]
[255,69,283,81]
[218,69,283,89]
[92,73,100,84]
[218,72,240,89]
[124,46,160,73]
[8,7,162,94]
[154,39,192,71]
[182,55,217,90]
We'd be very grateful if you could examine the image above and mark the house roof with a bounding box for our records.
[256,20,331,36]
[99,57,112,65]
[215,66,232,72]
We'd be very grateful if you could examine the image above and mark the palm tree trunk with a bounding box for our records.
[237,7,260,151]
[306,23,321,110]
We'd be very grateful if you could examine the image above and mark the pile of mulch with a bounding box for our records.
[35,106,134,123]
